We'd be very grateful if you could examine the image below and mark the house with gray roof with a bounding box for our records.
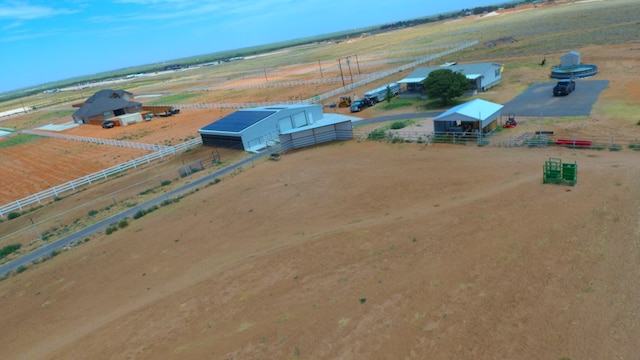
[398,62,503,94]
[72,89,142,125]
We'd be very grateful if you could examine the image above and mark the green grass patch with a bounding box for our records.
[389,120,413,130]
[0,134,41,149]
[379,99,416,111]
[146,93,203,105]
[31,110,74,122]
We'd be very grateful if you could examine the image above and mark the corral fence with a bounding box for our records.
[0,137,203,218]
[354,127,640,151]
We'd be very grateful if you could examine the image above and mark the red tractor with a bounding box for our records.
[503,113,517,128]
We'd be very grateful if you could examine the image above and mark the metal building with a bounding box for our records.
[433,98,503,133]
[199,104,357,152]
[397,62,504,93]
[560,51,581,67]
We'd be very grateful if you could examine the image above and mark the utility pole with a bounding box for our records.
[355,54,361,75]
[30,217,43,242]
[346,57,354,84]
[338,58,345,87]
[318,60,324,79]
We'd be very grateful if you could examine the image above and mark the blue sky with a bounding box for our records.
[0,0,504,93]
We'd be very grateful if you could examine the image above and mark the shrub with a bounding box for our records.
[609,144,623,151]
[161,180,172,186]
[118,219,129,229]
[7,212,22,220]
[368,128,386,141]
[88,209,99,217]
[15,265,27,274]
[0,243,22,260]
[389,121,407,130]
[139,188,154,195]
[161,199,178,206]
[105,226,118,235]
[133,210,146,219]
[628,143,640,151]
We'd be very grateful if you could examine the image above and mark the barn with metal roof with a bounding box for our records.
[198,104,358,152]
[398,62,503,94]
[433,98,503,133]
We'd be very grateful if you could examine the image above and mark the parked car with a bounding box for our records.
[101,120,115,129]
[553,79,575,96]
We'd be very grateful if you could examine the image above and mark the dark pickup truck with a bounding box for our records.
[349,98,373,113]
[553,79,576,96]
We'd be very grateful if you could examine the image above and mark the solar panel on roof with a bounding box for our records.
[200,110,276,133]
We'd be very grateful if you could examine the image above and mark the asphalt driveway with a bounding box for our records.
[502,80,609,117]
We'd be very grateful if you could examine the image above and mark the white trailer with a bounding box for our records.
[364,82,401,103]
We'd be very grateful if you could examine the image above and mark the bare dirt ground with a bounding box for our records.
[1,141,640,359]
[1,1,640,358]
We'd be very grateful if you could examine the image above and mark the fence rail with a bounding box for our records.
[0,137,203,217]
[354,127,640,150]
[22,130,172,151]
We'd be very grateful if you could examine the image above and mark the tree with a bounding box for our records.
[385,85,393,103]
[422,69,470,106]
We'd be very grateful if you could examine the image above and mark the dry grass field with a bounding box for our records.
[1,0,640,358]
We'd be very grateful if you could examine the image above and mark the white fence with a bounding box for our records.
[22,130,172,151]
[0,137,203,217]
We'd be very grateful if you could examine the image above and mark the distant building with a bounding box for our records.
[72,89,142,125]
[560,51,581,67]
[164,64,183,71]
[398,62,504,93]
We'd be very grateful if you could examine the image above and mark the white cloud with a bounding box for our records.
[0,2,76,20]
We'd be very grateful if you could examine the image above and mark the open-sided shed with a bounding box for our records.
[433,99,503,133]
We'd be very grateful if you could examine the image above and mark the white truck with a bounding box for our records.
[364,82,401,104]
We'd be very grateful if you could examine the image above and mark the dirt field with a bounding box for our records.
[1,1,640,358]
[1,141,640,359]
